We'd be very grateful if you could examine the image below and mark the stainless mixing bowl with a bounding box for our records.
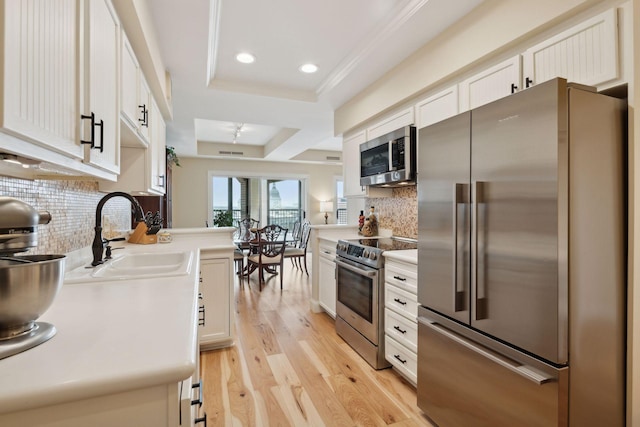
[0,255,66,339]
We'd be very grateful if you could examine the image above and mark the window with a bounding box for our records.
[210,175,305,231]
[336,178,347,224]
[267,179,303,232]
[212,177,249,223]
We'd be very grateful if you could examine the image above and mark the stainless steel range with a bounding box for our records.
[335,237,417,369]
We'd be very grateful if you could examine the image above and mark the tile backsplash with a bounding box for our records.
[0,177,131,255]
[368,185,417,239]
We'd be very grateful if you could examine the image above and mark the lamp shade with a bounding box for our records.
[319,201,333,213]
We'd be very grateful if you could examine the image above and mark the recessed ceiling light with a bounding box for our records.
[299,63,318,73]
[236,52,255,64]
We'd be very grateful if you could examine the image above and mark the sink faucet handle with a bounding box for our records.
[105,245,124,259]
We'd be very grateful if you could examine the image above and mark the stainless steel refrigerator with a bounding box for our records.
[416,78,626,427]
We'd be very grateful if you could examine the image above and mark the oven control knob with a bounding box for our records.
[369,252,377,260]
[362,249,369,259]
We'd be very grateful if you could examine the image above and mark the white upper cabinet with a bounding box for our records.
[342,130,367,197]
[121,34,142,143]
[82,0,120,174]
[121,33,151,148]
[2,0,82,159]
[366,107,414,140]
[0,0,119,180]
[459,55,522,112]
[415,85,459,129]
[138,76,152,144]
[522,9,618,88]
[150,99,166,194]
[100,97,166,195]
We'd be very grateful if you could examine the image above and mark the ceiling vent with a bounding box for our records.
[326,155,341,161]
[218,151,244,156]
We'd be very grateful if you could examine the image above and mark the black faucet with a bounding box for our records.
[91,192,145,266]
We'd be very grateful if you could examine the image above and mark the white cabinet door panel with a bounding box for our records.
[199,256,232,348]
[366,107,414,140]
[415,85,459,129]
[318,250,336,318]
[459,55,521,112]
[2,0,82,159]
[342,130,367,197]
[523,9,618,88]
[84,0,119,174]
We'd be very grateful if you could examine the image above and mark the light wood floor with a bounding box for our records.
[199,260,434,426]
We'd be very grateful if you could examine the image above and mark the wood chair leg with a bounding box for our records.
[303,255,308,276]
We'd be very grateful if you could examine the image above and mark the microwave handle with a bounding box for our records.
[388,140,394,171]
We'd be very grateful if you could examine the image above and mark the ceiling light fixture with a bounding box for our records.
[299,63,318,73]
[232,123,244,144]
[236,53,255,64]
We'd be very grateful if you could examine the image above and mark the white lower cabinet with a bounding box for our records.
[384,257,418,385]
[318,241,337,317]
[199,252,234,349]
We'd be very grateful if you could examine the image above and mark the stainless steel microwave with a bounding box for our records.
[360,126,416,187]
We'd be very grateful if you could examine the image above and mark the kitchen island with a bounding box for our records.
[0,227,235,427]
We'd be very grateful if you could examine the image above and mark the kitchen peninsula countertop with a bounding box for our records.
[0,227,235,415]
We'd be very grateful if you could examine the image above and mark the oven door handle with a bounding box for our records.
[335,258,378,277]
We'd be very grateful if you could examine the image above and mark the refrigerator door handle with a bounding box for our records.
[473,181,488,320]
[418,318,553,385]
[453,183,467,312]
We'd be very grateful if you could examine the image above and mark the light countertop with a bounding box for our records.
[383,249,417,265]
[0,229,234,415]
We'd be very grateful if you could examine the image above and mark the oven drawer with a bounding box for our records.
[385,260,417,294]
[385,335,417,385]
[385,308,417,352]
[385,283,418,320]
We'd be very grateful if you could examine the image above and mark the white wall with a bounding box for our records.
[171,157,341,228]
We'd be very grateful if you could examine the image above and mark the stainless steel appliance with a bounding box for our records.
[417,78,626,427]
[0,197,65,360]
[335,237,417,369]
[360,126,416,187]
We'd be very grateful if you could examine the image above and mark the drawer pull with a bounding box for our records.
[393,325,407,334]
[393,298,407,306]
[191,380,203,407]
[394,354,407,364]
[393,275,407,281]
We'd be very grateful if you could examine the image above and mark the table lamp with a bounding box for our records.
[320,201,333,225]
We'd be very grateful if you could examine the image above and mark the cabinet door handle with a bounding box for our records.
[394,354,407,364]
[510,83,518,93]
[158,174,165,187]
[525,77,534,88]
[191,380,203,407]
[393,325,407,334]
[195,412,207,426]
[94,119,104,153]
[80,112,95,148]
[393,275,406,281]
[199,305,205,326]
[138,104,148,127]
[80,113,104,152]
[393,298,407,306]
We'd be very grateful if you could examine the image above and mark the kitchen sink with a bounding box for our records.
[64,251,194,283]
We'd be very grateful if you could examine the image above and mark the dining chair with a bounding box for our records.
[246,224,288,290]
[287,220,301,247]
[236,217,259,242]
[284,220,311,275]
